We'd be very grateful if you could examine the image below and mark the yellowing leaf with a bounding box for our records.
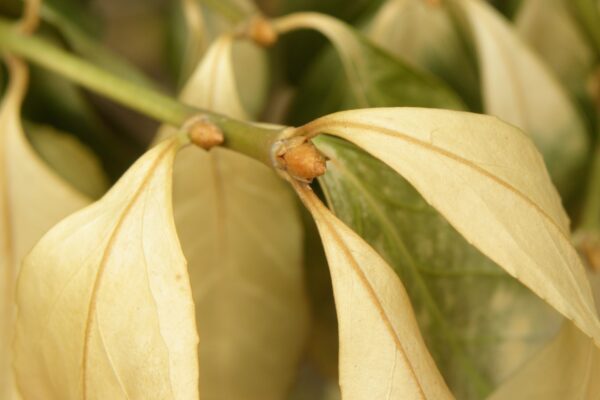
[14,137,199,399]
[156,34,308,399]
[178,35,249,120]
[489,322,600,399]
[296,107,600,347]
[1,58,91,400]
[293,182,453,400]
[451,0,589,195]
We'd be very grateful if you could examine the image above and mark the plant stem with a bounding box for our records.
[0,18,280,166]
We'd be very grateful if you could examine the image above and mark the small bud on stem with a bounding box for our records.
[246,16,278,47]
[187,119,224,150]
[274,137,328,182]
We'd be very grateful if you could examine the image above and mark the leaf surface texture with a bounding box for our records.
[14,138,199,400]
[294,183,454,400]
[156,34,309,400]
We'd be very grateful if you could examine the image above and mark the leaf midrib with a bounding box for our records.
[81,141,177,399]
[302,185,428,398]
[306,118,598,344]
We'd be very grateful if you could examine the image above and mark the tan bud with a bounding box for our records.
[188,120,224,150]
[247,16,278,47]
[277,139,327,182]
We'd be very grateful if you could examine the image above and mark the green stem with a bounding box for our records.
[0,19,280,166]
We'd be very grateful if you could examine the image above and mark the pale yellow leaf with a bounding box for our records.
[369,0,455,64]
[178,35,249,120]
[451,0,588,194]
[296,107,600,347]
[14,137,199,400]
[0,58,91,400]
[515,0,595,99]
[293,182,453,400]
[489,322,600,399]
[232,40,269,117]
[156,35,308,399]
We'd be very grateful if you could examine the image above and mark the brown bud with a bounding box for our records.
[247,16,278,47]
[188,120,224,150]
[279,140,327,182]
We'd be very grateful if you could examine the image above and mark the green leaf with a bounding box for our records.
[42,0,100,36]
[298,205,339,383]
[40,1,157,89]
[277,0,383,23]
[276,13,465,125]
[488,0,523,18]
[25,123,109,199]
[368,0,482,111]
[315,135,562,399]
[272,0,385,83]
[23,64,138,179]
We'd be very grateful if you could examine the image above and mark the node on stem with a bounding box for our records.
[246,15,278,47]
[274,137,327,182]
[187,118,224,150]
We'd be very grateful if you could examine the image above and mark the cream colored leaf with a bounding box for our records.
[293,182,453,400]
[297,107,600,347]
[176,0,258,80]
[489,322,600,399]
[515,0,595,100]
[178,35,249,120]
[369,0,454,64]
[0,58,91,400]
[451,0,589,194]
[156,35,308,399]
[232,40,269,118]
[14,137,199,400]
